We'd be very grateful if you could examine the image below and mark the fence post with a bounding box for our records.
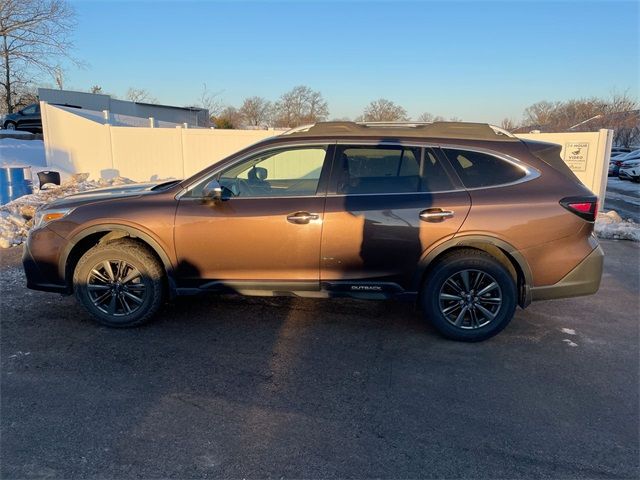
[183,123,189,129]
[103,110,110,124]
[149,117,155,128]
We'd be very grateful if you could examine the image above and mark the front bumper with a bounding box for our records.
[530,244,604,301]
[22,226,70,294]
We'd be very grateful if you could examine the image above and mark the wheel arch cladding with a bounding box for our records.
[415,237,533,308]
[61,225,176,296]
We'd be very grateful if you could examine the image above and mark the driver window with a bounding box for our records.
[217,146,328,198]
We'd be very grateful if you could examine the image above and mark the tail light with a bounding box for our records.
[615,160,623,166]
[560,196,598,222]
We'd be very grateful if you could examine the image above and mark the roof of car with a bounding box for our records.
[282,121,520,142]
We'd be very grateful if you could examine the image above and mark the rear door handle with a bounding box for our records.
[287,211,320,224]
[419,208,455,222]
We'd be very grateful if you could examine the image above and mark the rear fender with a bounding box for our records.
[413,235,534,308]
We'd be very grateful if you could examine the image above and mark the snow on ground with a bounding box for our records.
[0,129,35,137]
[606,177,640,195]
[0,138,46,168]
[595,211,640,242]
[0,174,134,248]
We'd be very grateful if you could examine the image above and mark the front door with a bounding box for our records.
[174,144,332,291]
[320,144,471,291]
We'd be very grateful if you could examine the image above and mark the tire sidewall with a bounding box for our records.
[74,245,163,327]
[422,254,517,342]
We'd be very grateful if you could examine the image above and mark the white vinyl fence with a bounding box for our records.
[41,102,612,203]
[41,102,281,182]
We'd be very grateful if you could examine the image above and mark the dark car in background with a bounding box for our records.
[2,103,42,132]
[23,121,604,342]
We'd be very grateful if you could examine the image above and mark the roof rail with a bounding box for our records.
[356,121,432,128]
[282,121,518,141]
[282,124,316,135]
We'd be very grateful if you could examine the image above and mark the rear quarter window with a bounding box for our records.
[443,148,527,188]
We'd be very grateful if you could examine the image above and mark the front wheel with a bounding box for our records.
[421,249,517,342]
[4,121,16,130]
[73,239,165,327]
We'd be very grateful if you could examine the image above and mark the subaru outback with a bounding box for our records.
[23,122,604,341]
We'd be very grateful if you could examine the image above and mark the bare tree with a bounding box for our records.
[239,96,272,127]
[520,92,639,146]
[522,100,563,129]
[417,112,434,122]
[213,106,242,129]
[126,87,156,103]
[449,116,463,122]
[0,0,77,113]
[273,85,329,127]
[90,85,102,94]
[11,82,36,110]
[359,99,408,122]
[52,64,64,89]
[598,91,639,147]
[197,83,224,120]
[500,117,518,131]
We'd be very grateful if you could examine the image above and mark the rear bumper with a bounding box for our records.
[530,244,604,302]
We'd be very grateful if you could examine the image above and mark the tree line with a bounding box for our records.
[204,90,457,129]
[500,92,639,147]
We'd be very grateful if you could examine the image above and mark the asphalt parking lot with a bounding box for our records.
[1,240,638,479]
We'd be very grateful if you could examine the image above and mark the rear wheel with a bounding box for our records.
[421,249,517,342]
[4,121,16,130]
[73,239,165,327]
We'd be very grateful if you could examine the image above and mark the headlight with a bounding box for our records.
[33,208,74,228]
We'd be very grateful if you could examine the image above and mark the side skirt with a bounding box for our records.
[175,280,417,302]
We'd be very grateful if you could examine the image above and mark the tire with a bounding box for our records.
[4,121,16,130]
[421,249,517,342]
[73,239,165,327]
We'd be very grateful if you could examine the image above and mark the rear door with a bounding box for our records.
[320,143,471,291]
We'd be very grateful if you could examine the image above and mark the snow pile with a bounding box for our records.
[0,174,134,248]
[595,211,640,242]
[0,138,45,167]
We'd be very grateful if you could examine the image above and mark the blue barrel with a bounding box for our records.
[0,166,34,205]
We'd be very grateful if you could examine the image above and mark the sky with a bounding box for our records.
[52,0,640,124]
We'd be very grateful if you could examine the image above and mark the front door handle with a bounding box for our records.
[419,208,455,222]
[287,211,320,224]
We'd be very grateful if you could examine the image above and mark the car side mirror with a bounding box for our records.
[202,179,223,202]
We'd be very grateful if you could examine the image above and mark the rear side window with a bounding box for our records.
[335,145,454,194]
[443,148,526,188]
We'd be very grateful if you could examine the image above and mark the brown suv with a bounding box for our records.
[23,122,604,341]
